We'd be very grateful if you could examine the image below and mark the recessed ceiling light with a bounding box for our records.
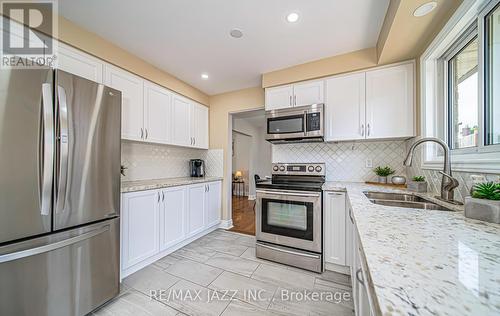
[286,12,300,23]
[229,29,243,38]
[201,73,209,80]
[413,1,437,17]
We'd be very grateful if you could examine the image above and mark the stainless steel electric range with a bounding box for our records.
[255,163,325,273]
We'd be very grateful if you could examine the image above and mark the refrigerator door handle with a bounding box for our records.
[0,224,110,264]
[56,85,70,214]
[40,83,54,216]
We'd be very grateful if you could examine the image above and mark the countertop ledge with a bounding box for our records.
[121,176,223,193]
[323,181,500,316]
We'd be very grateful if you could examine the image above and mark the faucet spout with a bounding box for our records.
[403,137,461,204]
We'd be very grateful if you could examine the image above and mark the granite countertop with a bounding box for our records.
[323,182,500,316]
[121,176,223,193]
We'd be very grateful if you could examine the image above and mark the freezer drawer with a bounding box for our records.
[0,218,120,316]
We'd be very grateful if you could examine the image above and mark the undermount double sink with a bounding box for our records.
[364,191,453,211]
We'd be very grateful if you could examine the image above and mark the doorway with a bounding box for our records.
[229,109,271,235]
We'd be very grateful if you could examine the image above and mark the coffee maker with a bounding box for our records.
[190,159,205,177]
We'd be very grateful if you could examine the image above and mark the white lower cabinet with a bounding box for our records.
[160,186,186,251]
[121,181,222,277]
[324,192,346,266]
[121,190,160,270]
[187,184,206,236]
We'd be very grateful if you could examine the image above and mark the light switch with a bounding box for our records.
[365,159,372,168]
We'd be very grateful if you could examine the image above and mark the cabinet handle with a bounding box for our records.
[349,207,354,224]
[356,268,364,286]
[367,123,371,137]
[194,137,196,146]
[293,95,296,106]
[162,191,165,202]
[145,129,148,139]
[140,128,144,139]
[157,192,160,203]
[289,95,292,106]
[361,124,364,137]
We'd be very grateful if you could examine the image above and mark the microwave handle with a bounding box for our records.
[303,111,307,135]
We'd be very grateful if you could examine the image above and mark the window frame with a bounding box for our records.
[420,0,500,174]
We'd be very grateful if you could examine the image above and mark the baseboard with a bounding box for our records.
[248,195,256,200]
[218,219,233,230]
[325,262,351,275]
[120,223,220,280]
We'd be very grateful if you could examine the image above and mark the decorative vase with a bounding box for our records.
[378,176,388,184]
[407,181,427,193]
[391,176,406,185]
[464,197,500,224]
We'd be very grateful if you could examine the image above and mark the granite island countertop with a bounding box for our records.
[121,176,223,193]
[323,182,500,316]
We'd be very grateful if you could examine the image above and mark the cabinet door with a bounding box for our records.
[171,95,192,147]
[205,182,221,227]
[144,82,172,144]
[345,204,354,269]
[325,73,366,141]
[265,85,293,110]
[187,184,205,236]
[57,43,104,83]
[121,190,160,270]
[160,186,186,250]
[324,192,346,266]
[365,62,414,139]
[192,103,209,149]
[293,80,324,107]
[105,65,144,141]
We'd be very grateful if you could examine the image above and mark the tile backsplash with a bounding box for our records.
[121,141,223,181]
[272,140,407,182]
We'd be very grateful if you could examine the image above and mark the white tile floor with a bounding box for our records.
[92,229,354,316]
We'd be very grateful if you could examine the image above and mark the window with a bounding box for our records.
[486,3,500,145]
[447,36,479,149]
[420,0,500,173]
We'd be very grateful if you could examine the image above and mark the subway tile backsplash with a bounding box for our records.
[121,141,223,181]
[272,140,407,182]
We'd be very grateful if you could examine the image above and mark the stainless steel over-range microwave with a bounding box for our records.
[265,104,324,143]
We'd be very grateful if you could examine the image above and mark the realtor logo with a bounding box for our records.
[1,0,57,68]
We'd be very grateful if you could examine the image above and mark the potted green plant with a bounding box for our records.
[373,166,395,184]
[407,175,427,193]
[465,182,500,223]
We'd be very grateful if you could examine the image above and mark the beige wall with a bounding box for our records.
[209,87,264,220]
[57,17,209,105]
[262,48,378,88]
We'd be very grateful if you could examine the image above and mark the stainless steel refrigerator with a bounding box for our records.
[0,68,121,316]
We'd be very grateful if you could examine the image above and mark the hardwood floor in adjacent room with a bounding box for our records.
[230,196,255,236]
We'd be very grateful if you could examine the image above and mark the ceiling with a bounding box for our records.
[59,0,389,95]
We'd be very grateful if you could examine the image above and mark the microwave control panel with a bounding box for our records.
[306,112,321,131]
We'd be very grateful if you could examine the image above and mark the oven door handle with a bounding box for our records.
[258,243,321,259]
[256,190,320,198]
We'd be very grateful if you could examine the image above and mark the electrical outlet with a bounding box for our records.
[365,159,373,168]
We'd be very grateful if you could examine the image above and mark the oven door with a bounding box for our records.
[256,189,322,253]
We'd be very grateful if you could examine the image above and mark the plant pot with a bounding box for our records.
[377,176,388,184]
[407,181,427,193]
[464,197,500,224]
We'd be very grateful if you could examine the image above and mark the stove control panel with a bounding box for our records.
[271,163,326,176]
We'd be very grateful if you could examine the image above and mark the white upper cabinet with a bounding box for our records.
[57,43,104,83]
[293,80,324,107]
[171,95,192,147]
[365,62,415,139]
[144,82,172,144]
[265,85,294,110]
[105,65,144,141]
[325,73,366,141]
[192,103,209,149]
[160,186,186,251]
[265,81,325,110]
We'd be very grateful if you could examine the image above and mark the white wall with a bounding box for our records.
[232,116,272,198]
[232,131,251,195]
